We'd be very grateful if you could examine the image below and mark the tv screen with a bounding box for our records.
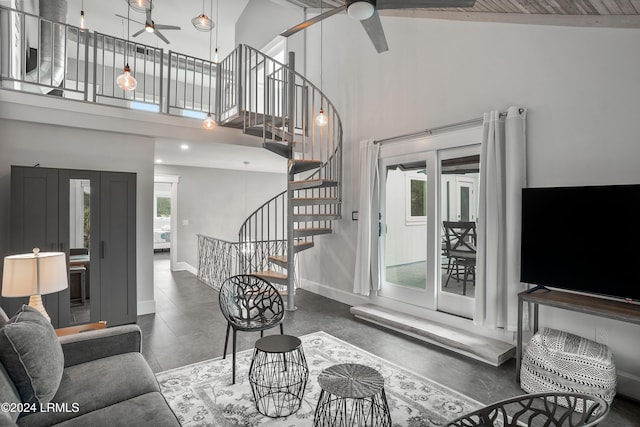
[520,184,640,302]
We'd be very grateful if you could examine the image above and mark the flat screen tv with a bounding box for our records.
[520,184,640,302]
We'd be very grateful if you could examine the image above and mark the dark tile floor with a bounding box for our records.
[139,253,640,426]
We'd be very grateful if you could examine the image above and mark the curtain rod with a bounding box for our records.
[374,109,524,146]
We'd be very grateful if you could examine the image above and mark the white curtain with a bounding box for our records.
[353,139,380,296]
[474,106,527,331]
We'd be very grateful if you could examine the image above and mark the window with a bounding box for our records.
[405,172,427,224]
[156,196,171,218]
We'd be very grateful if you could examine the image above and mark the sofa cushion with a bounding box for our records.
[22,392,181,427]
[0,362,21,425]
[0,306,9,327]
[17,352,161,427]
[0,305,64,406]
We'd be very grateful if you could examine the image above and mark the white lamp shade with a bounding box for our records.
[2,252,68,297]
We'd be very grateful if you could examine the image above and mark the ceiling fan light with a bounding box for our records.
[347,1,375,21]
[145,21,154,32]
[117,64,137,91]
[192,14,214,32]
[202,113,216,130]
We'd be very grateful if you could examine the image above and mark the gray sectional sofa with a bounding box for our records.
[0,306,180,427]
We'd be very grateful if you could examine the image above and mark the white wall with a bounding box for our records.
[0,118,156,315]
[236,7,640,394]
[384,169,426,266]
[154,164,286,270]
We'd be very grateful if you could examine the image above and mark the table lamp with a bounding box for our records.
[1,248,68,322]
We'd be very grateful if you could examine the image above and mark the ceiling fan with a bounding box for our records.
[280,0,476,53]
[117,0,181,44]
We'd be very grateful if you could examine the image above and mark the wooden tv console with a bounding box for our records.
[516,289,640,381]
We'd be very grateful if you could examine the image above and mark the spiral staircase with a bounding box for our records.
[217,45,343,310]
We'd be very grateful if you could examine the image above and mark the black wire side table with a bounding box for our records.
[313,363,392,427]
[248,334,309,417]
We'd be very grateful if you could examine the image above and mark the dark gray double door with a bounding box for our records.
[5,166,136,327]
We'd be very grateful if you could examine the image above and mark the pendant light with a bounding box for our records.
[315,0,328,127]
[202,0,216,130]
[192,0,214,32]
[213,0,219,62]
[80,0,85,29]
[127,0,151,13]
[117,4,137,91]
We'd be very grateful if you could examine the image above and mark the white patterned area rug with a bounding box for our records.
[156,331,483,426]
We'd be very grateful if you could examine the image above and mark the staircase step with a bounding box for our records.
[246,126,295,142]
[294,240,315,252]
[264,141,292,158]
[292,197,340,206]
[291,159,323,174]
[293,213,341,222]
[268,255,288,269]
[253,270,288,286]
[290,179,338,191]
[350,304,515,367]
[294,227,332,237]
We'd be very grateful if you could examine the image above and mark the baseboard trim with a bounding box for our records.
[174,262,197,275]
[137,299,156,316]
[300,278,370,307]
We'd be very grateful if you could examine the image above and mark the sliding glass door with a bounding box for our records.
[378,141,480,319]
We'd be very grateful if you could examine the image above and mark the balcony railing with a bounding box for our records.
[0,5,216,120]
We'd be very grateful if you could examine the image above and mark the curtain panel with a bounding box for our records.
[353,139,380,296]
[474,106,527,331]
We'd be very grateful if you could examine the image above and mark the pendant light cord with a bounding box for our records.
[126,4,130,65]
[215,0,219,57]
[320,0,323,95]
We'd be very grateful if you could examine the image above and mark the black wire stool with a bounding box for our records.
[249,334,309,417]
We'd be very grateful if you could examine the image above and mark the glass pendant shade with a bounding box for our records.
[192,14,214,31]
[117,65,137,91]
[315,108,328,127]
[127,0,151,13]
[202,113,216,129]
[347,1,375,20]
[80,10,85,29]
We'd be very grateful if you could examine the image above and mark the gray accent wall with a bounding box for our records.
[154,164,286,270]
[0,118,155,315]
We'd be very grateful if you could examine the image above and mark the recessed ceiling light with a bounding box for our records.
[156,159,163,163]
[181,144,189,150]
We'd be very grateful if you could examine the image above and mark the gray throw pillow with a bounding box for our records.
[0,305,64,405]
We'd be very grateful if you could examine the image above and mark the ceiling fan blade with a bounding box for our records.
[376,0,476,9]
[280,5,346,38]
[131,27,146,37]
[360,10,388,53]
[154,24,181,30]
[154,29,170,44]
[116,14,145,26]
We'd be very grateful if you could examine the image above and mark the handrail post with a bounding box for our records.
[286,51,296,311]
[159,48,164,113]
[237,46,243,114]
[83,29,89,101]
[166,52,172,115]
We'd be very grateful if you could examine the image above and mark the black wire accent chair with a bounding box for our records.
[445,392,609,427]
[218,275,285,384]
